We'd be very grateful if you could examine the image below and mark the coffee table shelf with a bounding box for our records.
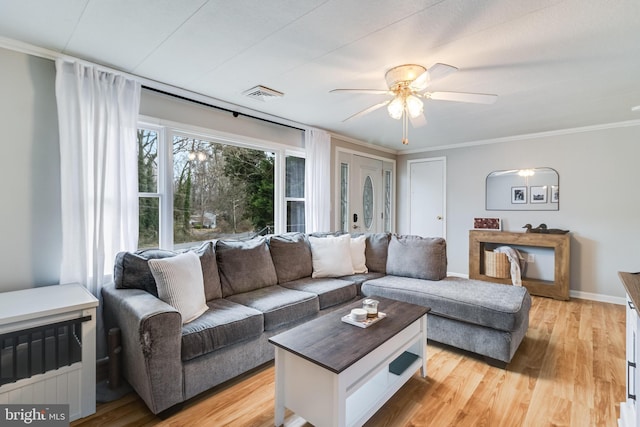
[269,297,428,427]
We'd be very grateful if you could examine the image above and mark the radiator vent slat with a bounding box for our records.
[0,316,91,386]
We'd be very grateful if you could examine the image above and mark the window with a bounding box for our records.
[285,156,305,232]
[137,128,160,248]
[137,124,304,249]
[172,134,274,248]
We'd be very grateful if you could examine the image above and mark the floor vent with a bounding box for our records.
[243,85,284,102]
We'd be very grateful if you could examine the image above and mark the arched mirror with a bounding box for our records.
[486,167,559,211]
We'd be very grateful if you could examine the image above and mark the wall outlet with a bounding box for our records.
[527,253,535,263]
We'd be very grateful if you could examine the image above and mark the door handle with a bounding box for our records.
[353,213,358,222]
[437,215,443,220]
[629,360,636,401]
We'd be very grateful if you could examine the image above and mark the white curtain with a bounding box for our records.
[55,59,141,357]
[304,129,331,232]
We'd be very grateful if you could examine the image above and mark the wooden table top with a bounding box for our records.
[619,271,640,315]
[269,296,429,374]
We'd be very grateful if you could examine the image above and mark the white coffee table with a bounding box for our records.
[269,297,429,427]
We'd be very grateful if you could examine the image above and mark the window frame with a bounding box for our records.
[284,150,306,233]
[138,116,304,249]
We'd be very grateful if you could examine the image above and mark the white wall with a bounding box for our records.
[0,47,61,292]
[398,124,640,301]
[140,89,306,149]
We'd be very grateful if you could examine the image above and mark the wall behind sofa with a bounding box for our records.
[0,47,61,292]
[397,123,640,302]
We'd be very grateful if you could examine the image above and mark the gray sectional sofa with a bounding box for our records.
[102,232,530,415]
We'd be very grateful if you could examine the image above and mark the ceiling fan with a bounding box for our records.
[330,63,497,144]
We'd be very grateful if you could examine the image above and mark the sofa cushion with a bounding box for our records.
[148,251,209,324]
[226,286,319,331]
[364,233,390,273]
[180,299,264,361]
[268,233,313,283]
[279,277,357,309]
[216,237,278,297]
[386,235,447,280]
[361,276,531,332]
[308,234,354,278]
[339,272,385,294]
[193,241,222,301]
[114,248,176,296]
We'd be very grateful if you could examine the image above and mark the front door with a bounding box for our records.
[350,155,383,233]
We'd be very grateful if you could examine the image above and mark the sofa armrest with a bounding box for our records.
[102,283,183,414]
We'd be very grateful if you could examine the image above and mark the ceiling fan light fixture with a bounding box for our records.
[385,64,427,90]
[387,97,404,119]
[406,95,423,118]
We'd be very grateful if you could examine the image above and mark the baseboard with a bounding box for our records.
[447,272,625,305]
[569,290,625,305]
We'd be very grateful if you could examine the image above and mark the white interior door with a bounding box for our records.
[350,155,383,233]
[408,158,446,237]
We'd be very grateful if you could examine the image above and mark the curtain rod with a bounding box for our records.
[142,86,306,133]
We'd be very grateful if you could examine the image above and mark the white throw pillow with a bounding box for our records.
[148,251,209,324]
[350,235,368,274]
[308,234,354,278]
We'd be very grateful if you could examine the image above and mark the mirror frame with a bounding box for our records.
[485,167,559,211]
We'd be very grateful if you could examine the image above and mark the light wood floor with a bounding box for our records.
[72,296,626,427]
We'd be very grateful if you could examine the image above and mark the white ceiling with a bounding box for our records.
[1,0,639,151]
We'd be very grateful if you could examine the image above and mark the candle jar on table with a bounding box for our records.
[362,299,379,318]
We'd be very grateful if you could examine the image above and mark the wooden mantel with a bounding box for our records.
[469,230,570,300]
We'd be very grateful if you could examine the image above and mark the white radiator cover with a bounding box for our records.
[0,284,98,421]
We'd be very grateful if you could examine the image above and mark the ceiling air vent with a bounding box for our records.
[243,85,284,102]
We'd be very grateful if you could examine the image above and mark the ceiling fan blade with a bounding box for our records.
[409,113,427,128]
[409,71,430,92]
[428,63,458,81]
[343,100,390,122]
[330,89,391,95]
[429,91,498,104]
[410,63,458,92]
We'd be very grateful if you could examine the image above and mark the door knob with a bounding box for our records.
[437,215,443,220]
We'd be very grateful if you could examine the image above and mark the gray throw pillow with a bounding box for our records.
[114,248,176,296]
[192,241,222,300]
[386,235,447,280]
[216,237,278,297]
[268,233,313,283]
[363,233,391,273]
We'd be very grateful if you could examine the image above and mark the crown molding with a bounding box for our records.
[329,132,398,155]
[398,119,640,155]
[0,36,312,135]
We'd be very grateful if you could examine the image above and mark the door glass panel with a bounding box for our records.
[363,175,374,230]
[384,170,391,232]
[340,163,349,233]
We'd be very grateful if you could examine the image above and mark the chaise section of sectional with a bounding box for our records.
[360,234,531,365]
[362,275,531,365]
